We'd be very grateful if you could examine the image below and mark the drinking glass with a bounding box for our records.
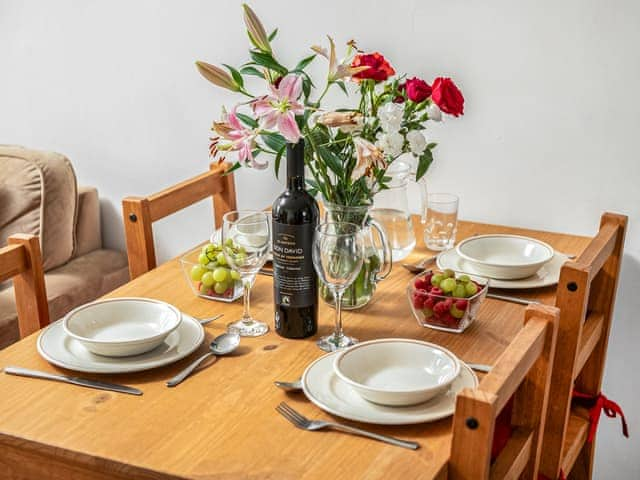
[221,211,270,336]
[424,193,459,251]
[313,222,364,352]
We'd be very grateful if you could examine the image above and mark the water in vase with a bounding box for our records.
[369,208,416,262]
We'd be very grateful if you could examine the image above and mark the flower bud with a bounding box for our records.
[242,4,271,53]
[196,61,240,92]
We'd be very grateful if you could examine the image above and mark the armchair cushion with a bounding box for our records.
[0,145,77,271]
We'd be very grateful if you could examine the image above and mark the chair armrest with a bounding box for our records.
[75,186,102,256]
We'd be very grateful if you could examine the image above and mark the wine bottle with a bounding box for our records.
[272,139,319,338]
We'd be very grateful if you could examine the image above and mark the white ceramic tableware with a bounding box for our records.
[303,352,478,425]
[62,298,182,357]
[333,339,460,406]
[436,248,570,290]
[455,235,554,280]
[38,314,204,374]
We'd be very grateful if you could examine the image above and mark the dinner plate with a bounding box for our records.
[302,351,478,425]
[37,314,204,374]
[436,248,571,290]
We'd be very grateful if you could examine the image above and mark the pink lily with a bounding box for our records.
[223,106,267,169]
[252,74,304,142]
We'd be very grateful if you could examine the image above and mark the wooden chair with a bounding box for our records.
[539,212,628,480]
[449,303,560,479]
[0,234,50,338]
[122,162,237,280]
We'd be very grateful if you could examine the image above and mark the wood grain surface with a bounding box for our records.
[0,218,593,479]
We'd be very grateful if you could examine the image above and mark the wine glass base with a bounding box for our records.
[227,319,269,337]
[316,334,358,352]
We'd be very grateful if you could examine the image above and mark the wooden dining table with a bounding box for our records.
[0,218,592,480]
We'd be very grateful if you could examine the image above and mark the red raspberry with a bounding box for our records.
[423,272,434,285]
[442,298,454,309]
[443,313,460,327]
[414,278,429,290]
[423,296,436,309]
[430,287,444,297]
[455,299,468,311]
[433,300,449,316]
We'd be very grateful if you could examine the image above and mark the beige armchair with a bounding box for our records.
[0,145,129,348]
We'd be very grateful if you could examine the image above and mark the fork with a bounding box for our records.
[275,402,419,450]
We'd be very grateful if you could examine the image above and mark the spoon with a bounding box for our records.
[198,313,224,326]
[166,332,240,387]
[401,255,438,274]
[274,362,493,392]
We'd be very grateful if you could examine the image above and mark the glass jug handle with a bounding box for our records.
[418,177,428,224]
[368,218,392,281]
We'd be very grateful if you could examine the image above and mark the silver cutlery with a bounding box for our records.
[3,366,143,396]
[166,332,240,387]
[486,293,539,306]
[276,402,419,450]
[198,313,224,325]
[274,361,493,393]
[401,255,438,274]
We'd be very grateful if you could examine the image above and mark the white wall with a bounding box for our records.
[1,0,638,476]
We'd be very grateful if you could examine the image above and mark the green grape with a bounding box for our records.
[199,283,210,294]
[205,245,217,261]
[214,281,228,294]
[224,238,234,247]
[198,253,209,265]
[453,284,466,298]
[450,304,465,319]
[431,274,444,286]
[212,267,228,283]
[238,246,246,254]
[465,282,478,297]
[190,265,206,281]
[458,274,471,283]
[235,252,247,264]
[216,252,226,265]
[441,277,457,293]
[201,271,215,287]
[201,245,209,254]
[211,243,220,250]
[443,269,455,278]
[230,270,241,281]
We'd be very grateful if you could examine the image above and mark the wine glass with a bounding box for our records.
[313,222,364,352]
[221,211,270,336]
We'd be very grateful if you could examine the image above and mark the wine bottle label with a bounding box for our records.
[272,221,316,308]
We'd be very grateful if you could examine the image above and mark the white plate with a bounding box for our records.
[37,314,204,374]
[437,248,570,290]
[302,351,478,425]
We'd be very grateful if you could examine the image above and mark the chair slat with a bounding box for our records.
[0,244,27,283]
[489,427,533,480]
[575,221,618,282]
[574,312,604,380]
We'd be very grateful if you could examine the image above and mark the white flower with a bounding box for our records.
[406,130,427,155]
[376,131,404,158]
[377,102,404,133]
[426,103,442,122]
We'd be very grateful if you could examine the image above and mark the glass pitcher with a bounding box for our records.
[369,160,427,262]
[320,201,392,309]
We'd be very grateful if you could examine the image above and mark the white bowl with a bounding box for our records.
[456,234,554,280]
[63,298,182,357]
[333,339,460,406]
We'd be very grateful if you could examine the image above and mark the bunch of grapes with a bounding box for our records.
[411,269,485,329]
[190,241,242,298]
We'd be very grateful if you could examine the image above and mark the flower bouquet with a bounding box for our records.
[197,3,464,308]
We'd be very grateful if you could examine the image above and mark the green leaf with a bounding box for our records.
[236,113,258,128]
[335,80,348,96]
[261,132,287,153]
[268,28,278,41]
[240,66,264,78]
[416,148,434,181]
[223,162,242,176]
[294,54,316,72]
[427,142,438,150]
[249,51,287,75]
[302,77,311,99]
[222,64,244,88]
[315,145,344,177]
[273,144,286,179]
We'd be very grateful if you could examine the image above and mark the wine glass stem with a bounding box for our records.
[333,289,344,345]
[242,279,252,324]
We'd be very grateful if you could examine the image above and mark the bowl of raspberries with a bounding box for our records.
[407,269,488,333]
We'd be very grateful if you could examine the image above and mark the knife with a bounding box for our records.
[3,366,143,396]
[486,293,539,306]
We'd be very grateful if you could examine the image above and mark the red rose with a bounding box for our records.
[405,77,432,103]
[351,52,395,82]
[431,77,464,116]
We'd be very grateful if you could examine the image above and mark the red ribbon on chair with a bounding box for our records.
[572,389,629,442]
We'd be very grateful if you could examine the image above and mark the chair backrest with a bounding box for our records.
[0,234,50,338]
[449,304,559,480]
[540,212,627,479]
[122,162,237,280]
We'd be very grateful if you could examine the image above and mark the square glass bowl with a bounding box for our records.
[407,270,488,333]
[180,244,243,303]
